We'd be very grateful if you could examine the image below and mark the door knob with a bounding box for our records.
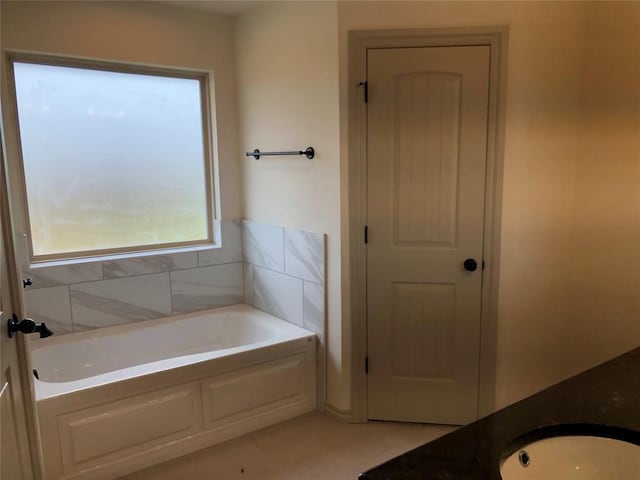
[463,258,478,272]
[7,314,54,338]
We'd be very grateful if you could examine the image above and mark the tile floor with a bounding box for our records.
[121,412,455,480]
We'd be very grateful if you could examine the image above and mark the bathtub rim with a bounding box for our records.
[30,303,309,351]
[31,304,315,400]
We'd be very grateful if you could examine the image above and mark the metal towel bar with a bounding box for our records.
[246,147,315,160]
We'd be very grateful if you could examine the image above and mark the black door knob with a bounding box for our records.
[7,314,54,338]
[463,258,478,272]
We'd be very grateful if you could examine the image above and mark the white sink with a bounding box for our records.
[500,435,640,480]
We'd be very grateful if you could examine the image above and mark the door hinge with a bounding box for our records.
[364,225,368,244]
[365,356,369,374]
[358,81,368,103]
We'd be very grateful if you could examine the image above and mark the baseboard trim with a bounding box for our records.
[324,402,353,423]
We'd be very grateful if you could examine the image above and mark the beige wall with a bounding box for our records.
[1,0,242,223]
[566,2,640,377]
[235,2,342,407]
[339,1,639,410]
[3,0,639,417]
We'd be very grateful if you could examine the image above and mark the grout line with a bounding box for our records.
[168,271,175,315]
[102,255,201,279]
[238,259,243,302]
[251,261,323,285]
[238,219,245,265]
[244,221,286,273]
[244,262,252,307]
[252,263,302,283]
[302,281,307,327]
[67,284,76,332]
[282,227,287,275]
[197,259,244,268]
[44,263,243,289]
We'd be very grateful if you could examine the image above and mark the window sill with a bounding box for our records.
[28,243,222,269]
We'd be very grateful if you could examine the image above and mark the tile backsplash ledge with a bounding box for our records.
[23,220,244,334]
[22,219,325,342]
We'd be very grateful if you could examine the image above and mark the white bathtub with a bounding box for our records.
[32,304,316,480]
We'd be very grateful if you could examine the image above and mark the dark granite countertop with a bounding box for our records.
[359,347,640,480]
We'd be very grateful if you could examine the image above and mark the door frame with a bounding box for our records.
[347,27,509,423]
[0,71,45,479]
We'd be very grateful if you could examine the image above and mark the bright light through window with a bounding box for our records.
[12,60,212,259]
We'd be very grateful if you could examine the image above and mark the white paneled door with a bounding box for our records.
[366,46,490,424]
[0,126,34,478]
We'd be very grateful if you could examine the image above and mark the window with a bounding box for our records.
[9,55,214,262]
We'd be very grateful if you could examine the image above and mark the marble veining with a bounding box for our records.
[170,263,243,314]
[103,252,197,278]
[198,220,243,266]
[253,266,303,325]
[242,220,285,272]
[70,273,172,329]
[284,229,324,284]
[243,263,254,305]
[24,262,103,289]
[23,286,73,335]
[242,221,327,408]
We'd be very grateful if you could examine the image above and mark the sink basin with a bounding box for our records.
[500,435,639,480]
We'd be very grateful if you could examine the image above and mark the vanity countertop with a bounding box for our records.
[359,346,640,480]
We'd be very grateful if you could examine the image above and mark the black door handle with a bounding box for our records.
[463,258,478,272]
[7,314,54,338]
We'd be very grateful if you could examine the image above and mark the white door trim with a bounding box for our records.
[0,70,45,480]
[347,27,509,423]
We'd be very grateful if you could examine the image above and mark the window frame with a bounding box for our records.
[5,52,217,264]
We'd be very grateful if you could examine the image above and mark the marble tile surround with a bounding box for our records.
[242,220,325,336]
[70,274,172,330]
[171,263,243,314]
[242,220,285,272]
[22,219,325,343]
[242,220,326,406]
[253,266,304,324]
[23,286,73,335]
[23,220,243,333]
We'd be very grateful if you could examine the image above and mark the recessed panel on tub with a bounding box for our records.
[57,382,201,472]
[202,354,306,428]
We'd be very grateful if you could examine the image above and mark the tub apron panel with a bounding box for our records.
[33,305,316,480]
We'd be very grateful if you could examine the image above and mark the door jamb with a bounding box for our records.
[347,26,509,423]
[0,68,45,480]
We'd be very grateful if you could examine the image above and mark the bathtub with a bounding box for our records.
[31,304,317,480]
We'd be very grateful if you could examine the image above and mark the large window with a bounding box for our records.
[9,55,214,262]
